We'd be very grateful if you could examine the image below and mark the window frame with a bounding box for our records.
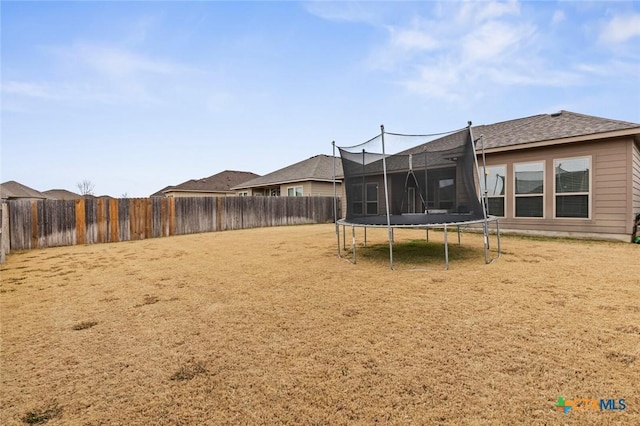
[484,164,506,218]
[553,156,591,220]
[513,161,545,219]
[366,182,378,215]
[287,186,303,197]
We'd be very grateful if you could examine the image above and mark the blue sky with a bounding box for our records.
[2,1,639,197]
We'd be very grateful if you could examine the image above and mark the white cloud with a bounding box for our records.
[362,2,621,103]
[462,20,536,62]
[390,27,440,51]
[599,13,640,44]
[53,42,189,79]
[1,81,55,98]
[551,10,565,26]
[304,1,382,24]
[456,0,520,25]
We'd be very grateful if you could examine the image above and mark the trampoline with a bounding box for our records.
[331,123,501,270]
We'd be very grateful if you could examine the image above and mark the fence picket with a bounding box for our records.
[5,196,338,251]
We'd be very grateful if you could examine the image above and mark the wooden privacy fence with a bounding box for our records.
[6,196,338,251]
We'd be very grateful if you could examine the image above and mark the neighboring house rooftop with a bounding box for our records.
[43,189,82,200]
[232,154,343,190]
[150,186,174,198]
[0,181,48,200]
[167,170,260,194]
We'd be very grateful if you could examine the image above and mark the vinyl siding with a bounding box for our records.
[483,137,631,237]
[633,140,640,215]
[309,181,342,197]
[164,191,233,198]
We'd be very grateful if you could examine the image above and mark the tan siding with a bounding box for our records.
[483,137,632,237]
[309,181,342,197]
[165,191,229,198]
[633,141,640,214]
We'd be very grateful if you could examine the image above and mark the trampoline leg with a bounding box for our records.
[444,224,449,270]
[457,225,461,245]
[343,225,346,251]
[352,226,357,264]
[497,220,502,257]
[364,227,367,247]
[426,228,429,242]
[336,222,341,258]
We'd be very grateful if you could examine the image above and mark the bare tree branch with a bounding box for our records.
[77,179,95,196]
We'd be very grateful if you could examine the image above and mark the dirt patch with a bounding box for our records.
[1,224,638,424]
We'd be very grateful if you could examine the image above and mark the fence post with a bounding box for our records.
[0,203,8,263]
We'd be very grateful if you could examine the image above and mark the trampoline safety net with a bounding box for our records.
[337,126,485,226]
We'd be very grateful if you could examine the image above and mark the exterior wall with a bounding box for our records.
[309,181,342,198]
[632,140,640,215]
[279,181,313,197]
[164,190,233,198]
[484,136,634,239]
[235,181,342,198]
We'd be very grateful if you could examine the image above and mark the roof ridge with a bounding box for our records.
[557,110,640,126]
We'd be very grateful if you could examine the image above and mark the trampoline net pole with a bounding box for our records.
[332,141,340,258]
[469,124,490,264]
[381,124,394,270]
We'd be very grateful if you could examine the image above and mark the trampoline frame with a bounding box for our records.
[335,216,501,270]
[332,123,502,270]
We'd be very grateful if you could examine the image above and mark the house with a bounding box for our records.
[473,110,639,241]
[340,111,640,241]
[158,170,259,198]
[43,189,82,200]
[231,154,343,197]
[0,181,49,200]
[150,186,174,198]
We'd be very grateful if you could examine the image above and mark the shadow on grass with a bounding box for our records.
[352,239,485,267]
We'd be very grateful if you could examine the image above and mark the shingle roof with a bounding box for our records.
[232,155,343,189]
[150,186,174,197]
[43,189,82,200]
[168,170,259,193]
[0,181,48,200]
[472,110,639,150]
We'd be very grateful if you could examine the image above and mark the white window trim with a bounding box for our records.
[553,156,592,220]
[513,161,545,219]
[287,186,303,197]
[484,164,507,218]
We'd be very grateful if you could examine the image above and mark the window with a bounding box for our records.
[438,179,455,210]
[366,183,378,215]
[555,157,590,218]
[351,183,363,215]
[350,182,378,215]
[237,191,249,197]
[287,186,303,197]
[515,162,544,217]
[484,165,506,217]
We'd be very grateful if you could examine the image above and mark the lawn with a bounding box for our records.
[1,224,638,425]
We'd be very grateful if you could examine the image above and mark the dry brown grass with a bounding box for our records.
[1,224,638,425]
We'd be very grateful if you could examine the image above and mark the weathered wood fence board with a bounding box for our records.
[6,196,338,251]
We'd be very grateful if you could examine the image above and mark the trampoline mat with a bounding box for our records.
[342,213,486,227]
